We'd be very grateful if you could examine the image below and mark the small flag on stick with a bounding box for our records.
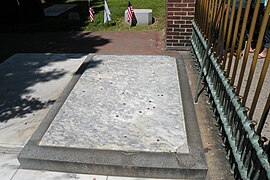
[127,0,134,22]
[89,1,94,23]
[104,0,111,24]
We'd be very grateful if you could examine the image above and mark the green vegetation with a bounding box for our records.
[0,0,166,32]
[84,0,166,31]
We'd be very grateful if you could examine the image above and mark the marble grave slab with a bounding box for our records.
[44,4,77,17]
[40,55,189,153]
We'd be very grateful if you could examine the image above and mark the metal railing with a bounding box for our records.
[191,0,270,179]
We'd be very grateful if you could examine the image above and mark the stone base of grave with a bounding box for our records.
[18,54,207,179]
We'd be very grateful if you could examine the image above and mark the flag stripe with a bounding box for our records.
[89,5,94,23]
[127,1,133,22]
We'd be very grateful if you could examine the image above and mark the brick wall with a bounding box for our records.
[166,0,195,50]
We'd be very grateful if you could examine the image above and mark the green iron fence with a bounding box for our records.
[191,0,270,179]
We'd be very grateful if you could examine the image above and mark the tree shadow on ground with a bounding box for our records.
[0,1,113,123]
[0,31,111,63]
[0,30,109,123]
[0,53,103,123]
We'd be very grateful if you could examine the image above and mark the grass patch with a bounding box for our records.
[0,0,165,32]
[84,0,166,31]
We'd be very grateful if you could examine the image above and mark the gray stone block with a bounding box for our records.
[125,9,152,26]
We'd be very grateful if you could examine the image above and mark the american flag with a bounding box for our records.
[89,1,94,23]
[127,1,134,22]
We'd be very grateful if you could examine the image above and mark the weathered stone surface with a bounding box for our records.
[0,53,86,147]
[0,152,20,180]
[12,169,107,180]
[40,55,188,153]
[44,4,77,17]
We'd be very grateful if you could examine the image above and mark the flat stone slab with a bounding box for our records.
[0,152,20,180]
[44,4,77,17]
[18,55,207,179]
[40,55,188,153]
[0,53,88,180]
